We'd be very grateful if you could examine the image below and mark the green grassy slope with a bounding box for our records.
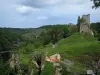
[40,33,100,57]
[39,33,100,74]
[18,33,100,74]
[19,33,100,72]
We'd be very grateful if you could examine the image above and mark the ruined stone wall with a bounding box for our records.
[80,23,90,33]
[82,14,90,24]
[80,14,91,33]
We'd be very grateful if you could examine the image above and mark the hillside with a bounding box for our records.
[41,33,100,75]
[1,25,100,75]
[18,33,100,74]
[39,33,99,56]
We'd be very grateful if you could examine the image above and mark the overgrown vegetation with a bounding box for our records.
[91,0,100,8]
[91,22,100,41]
[0,23,100,75]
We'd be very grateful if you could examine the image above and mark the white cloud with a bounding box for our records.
[36,16,48,20]
[61,0,86,5]
[41,0,61,5]
[47,0,100,16]
[16,5,40,14]
[21,0,62,8]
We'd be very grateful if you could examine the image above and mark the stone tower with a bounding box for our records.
[82,14,90,24]
[80,14,91,33]
[78,14,94,35]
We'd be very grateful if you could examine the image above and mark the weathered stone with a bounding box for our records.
[78,14,94,36]
[87,70,95,75]
[64,59,74,66]
[46,54,62,75]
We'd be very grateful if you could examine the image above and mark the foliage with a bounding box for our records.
[80,18,86,23]
[77,16,81,32]
[0,56,13,75]
[0,28,26,74]
[91,22,100,41]
[68,25,77,35]
[39,25,69,44]
[29,51,45,75]
[22,25,70,47]
[0,25,100,75]
[0,28,22,62]
[91,0,100,8]
[41,62,54,75]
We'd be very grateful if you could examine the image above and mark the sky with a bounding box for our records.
[0,0,100,28]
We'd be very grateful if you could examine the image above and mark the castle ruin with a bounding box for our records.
[78,14,94,35]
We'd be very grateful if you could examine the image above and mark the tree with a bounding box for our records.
[0,28,23,74]
[91,0,100,8]
[39,32,51,47]
[91,22,100,41]
[48,27,62,44]
[0,36,11,62]
[77,16,81,32]
[47,25,69,44]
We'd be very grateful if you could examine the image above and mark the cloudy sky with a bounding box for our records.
[0,0,100,28]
